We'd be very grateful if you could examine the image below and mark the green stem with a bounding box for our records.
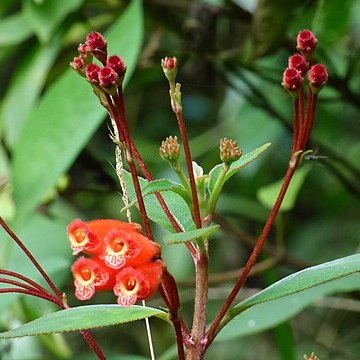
[206,163,229,219]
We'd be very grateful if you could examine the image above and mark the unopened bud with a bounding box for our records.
[85,63,101,84]
[288,54,308,75]
[86,32,107,64]
[98,66,119,92]
[159,136,180,163]
[297,30,317,58]
[161,57,177,84]
[220,138,242,164]
[78,43,89,55]
[282,67,303,97]
[308,64,328,93]
[70,56,86,76]
[107,55,126,79]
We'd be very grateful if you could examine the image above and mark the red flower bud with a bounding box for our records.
[70,56,85,72]
[71,257,111,300]
[161,57,178,83]
[67,219,102,255]
[85,63,101,84]
[107,55,126,79]
[98,66,119,89]
[288,54,308,75]
[282,67,303,96]
[297,30,317,55]
[309,64,328,93]
[78,43,89,55]
[86,32,107,64]
[86,32,107,52]
[113,260,164,307]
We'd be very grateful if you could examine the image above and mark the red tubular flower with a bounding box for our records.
[297,29,317,55]
[87,219,142,237]
[85,64,101,84]
[309,64,328,92]
[107,55,126,79]
[102,229,161,269]
[71,257,112,300]
[113,260,164,307]
[288,54,308,75]
[282,67,303,97]
[67,219,101,255]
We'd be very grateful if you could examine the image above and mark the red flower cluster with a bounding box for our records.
[282,29,328,96]
[67,219,164,307]
[70,32,126,91]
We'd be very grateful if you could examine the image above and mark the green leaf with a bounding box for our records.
[216,254,360,341]
[0,13,33,46]
[257,164,311,212]
[123,179,189,210]
[23,0,84,43]
[0,305,167,339]
[122,170,195,232]
[208,143,271,193]
[2,42,61,148]
[163,224,220,244]
[12,0,144,222]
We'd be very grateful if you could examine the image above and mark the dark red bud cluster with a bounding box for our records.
[283,30,328,97]
[71,32,127,96]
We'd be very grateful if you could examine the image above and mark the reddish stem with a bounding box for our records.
[299,86,305,125]
[175,111,202,229]
[0,288,60,304]
[0,269,57,297]
[80,330,107,360]
[297,86,313,151]
[0,217,62,299]
[107,91,154,241]
[129,139,197,257]
[206,164,296,346]
[0,277,61,305]
[303,93,318,147]
[292,97,300,154]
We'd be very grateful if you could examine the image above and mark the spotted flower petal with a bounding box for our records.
[71,257,110,300]
[67,219,101,255]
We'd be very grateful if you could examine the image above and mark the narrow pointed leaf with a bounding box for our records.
[208,143,271,193]
[164,224,220,244]
[0,305,167,339]
[216,254,360,341]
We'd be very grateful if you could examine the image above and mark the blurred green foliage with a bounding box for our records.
[1,0,360,359]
